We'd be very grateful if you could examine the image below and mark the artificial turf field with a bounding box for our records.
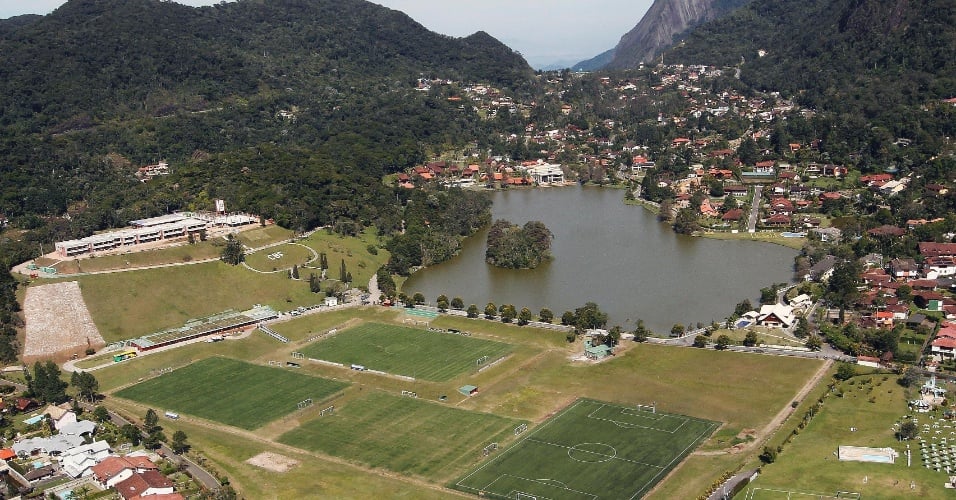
[278,391,524,478]
[299,322,512,381]
[114,357,348,430]
[453,398,719,500]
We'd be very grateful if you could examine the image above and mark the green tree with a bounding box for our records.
[734,299,753,317]
[144,408,160,434]
[561,310,575,326]
[518,307,533,326]
[291,264,300,279]
[825,260,863,322]
[412,292,425,305]
[436,294,448,307]
[121,424,141,446]
[715,334,732,350]
[897,421,919,441]
[339,259,348,282]
[671,323,685,337]
[466,304,479,318]
[633,320,649,342]
[743,331,759,347]
[898,366,921,388]
[484,303,497,320]
[538,308,553,323]
[71,371,99,403]
[30,361,68,404]
[220,234,244,265]
[805,335,822,351]
[794,317,810,338]
[834,362,856,381]
[498,304,517,323]
[436,299,449,312]
[759,446,778,464]
[451,297,464,310]
[692,335,708,348]
[309,273,321,293]
[92,406,110,423]
[171,430,190,454]
[573,302,608,330]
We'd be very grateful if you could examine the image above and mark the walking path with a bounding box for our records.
[747,184,763,233]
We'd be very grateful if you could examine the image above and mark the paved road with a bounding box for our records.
[708,469,759,500]
[747,184,763,232]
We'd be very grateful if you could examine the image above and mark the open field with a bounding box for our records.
[235,225,295,247]
[747,373,954,499]
[47,241,222,274]
[114,357,348,430]
[278,391,523,479]
[298,227,390,292]
[430,315,569,348]
[269,306,400,342]
[699,231,807,250]
[715,328,805,348]
[300,322,512,381]
[65,260,320,341]
[244,243,316,272]
[454,398,718,499]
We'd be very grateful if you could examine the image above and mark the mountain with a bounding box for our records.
[0,0,532,235]
[593,0,749,70]
[0,0,531,131]
[571,49,615,72]
[667,0,956,129]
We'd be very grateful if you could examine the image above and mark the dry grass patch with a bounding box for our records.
[245,452,299,472]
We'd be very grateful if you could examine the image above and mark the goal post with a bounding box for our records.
[636,402,657,414]
[514,423,528,436]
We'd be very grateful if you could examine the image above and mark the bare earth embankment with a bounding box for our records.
[23,281,105,363]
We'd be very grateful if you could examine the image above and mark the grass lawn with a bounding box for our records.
[51,241,222,274]
[453,398,718,499]
[235,225,294,247]
[244,243,316,272]
[715,328,805,347]
[298,227,390,292]
[278,391,523,480]
[699,230,807,250]
[269,307,400,342]
[429,315,569,349]
[747,373,950,499]
[300,322,512,381]
[70,260,320,341]
[114,357,348,430]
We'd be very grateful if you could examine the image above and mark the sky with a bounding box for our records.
[0,0,653,68]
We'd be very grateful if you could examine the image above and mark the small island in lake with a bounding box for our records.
[485,219,554,269]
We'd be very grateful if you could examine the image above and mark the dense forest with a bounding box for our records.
[485,220,554,269]
[667,0,956,142]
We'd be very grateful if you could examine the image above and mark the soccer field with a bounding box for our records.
[453,399,719,500]
[114,357,348,430]
[299,322,511,381]
[278,391,524,479]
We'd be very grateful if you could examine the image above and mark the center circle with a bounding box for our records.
[567,442,617,463]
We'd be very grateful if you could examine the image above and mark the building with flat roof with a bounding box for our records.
[526,163,565,184]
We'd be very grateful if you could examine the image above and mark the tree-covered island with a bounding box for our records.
[485,219,554,269]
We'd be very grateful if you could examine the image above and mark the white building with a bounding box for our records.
[526,163,564,184]
[756,304,795,328]
[60,440,111,478]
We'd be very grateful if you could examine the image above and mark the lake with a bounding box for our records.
[402,186,798,333]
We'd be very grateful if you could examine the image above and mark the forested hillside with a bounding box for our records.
[0,0,531,244]
[668,0,956,136]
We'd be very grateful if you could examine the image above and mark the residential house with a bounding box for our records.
[920,242,956,259]
[889,258,919,278]
[724,185,749,198]
[44,404,77,431]
[115,470,175,500]
[769,198,794,216]
[808,255,838,282]
[925,256,956,277]
[722,209,743,222]
[60,440,111,478]
[756,304,795,328]
[93,455,160,489]
[868,225,907,238]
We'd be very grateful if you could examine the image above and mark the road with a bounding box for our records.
[747,184,763,233]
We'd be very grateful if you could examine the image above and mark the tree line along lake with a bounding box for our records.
[402,186,798,333]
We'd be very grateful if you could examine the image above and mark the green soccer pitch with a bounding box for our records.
[114,357,348,430]
[452,398,719,500]
[299,322,511,381]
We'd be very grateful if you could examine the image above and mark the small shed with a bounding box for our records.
[324,296,339,307]
[585,343,613,360]
[459,385,478,396]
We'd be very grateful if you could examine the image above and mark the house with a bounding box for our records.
[12,434,86,457]
[756,304,795,328]
[931,336,956,360]
[323,296,338,307]
[868,225,906,238]
[857,356,881,368]
[808,255,838,282]
[60,440,111,478]
[765,214,791,227]
[584,342,613,360]
[874,311,895,328]
[889,258,919,278]
[44,404,77,431]
[92,455,160,489]
[920,242,956,259]
[790,294,812,309]
[722,209,743,222]
[458,385,479,396]
[724,185,749,198]
[769,198,794,215]
[115,470,175,500]
[810,227,842,243]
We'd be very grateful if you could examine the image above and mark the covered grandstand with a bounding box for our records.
[127,306,278,352]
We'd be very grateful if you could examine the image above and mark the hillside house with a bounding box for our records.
[756,304,795,328]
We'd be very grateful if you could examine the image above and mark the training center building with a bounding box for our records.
[54,212,257,257]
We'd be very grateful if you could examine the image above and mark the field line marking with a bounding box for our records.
[627,420,719,500]
[455,399,588,490]
[493,474,598,500]
[526,438,664,469]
